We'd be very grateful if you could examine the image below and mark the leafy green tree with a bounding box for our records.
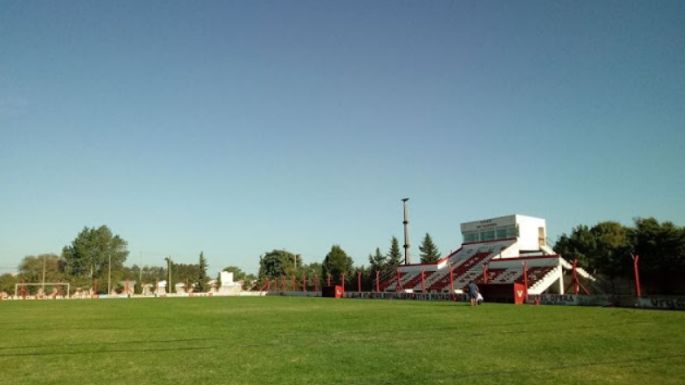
[0,273,17,293]
[590,221,632,278]
[419,233,441,263]
[17,254,64,283]
[258,250,300,279]
[555,218,685,294]
[554,225,595,269]
[555,222,632,276]
[554,222,631,278]
[61,226,128,290]
[631,217,685,293]
[322,245,353,285]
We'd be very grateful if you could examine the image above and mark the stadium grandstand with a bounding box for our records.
[382,215,594,299]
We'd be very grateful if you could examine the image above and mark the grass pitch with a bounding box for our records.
[1,296,684,385]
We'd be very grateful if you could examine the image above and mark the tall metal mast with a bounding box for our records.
[402,198,411,264]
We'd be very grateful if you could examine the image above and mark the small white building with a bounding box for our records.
[155,280,167,296]
[216,271,241,295]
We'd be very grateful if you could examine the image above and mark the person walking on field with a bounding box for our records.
[467,281,480,306]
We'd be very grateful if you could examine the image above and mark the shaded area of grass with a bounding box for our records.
[0,297,684,384]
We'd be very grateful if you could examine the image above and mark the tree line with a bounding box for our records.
[4,217,682,296]
[0,225,441,295]
[0,225,253,294]
[554,217,685,294]
[257,233,442,290]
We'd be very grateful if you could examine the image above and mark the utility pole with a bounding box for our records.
[138,252,143,295]
[402,198,411,265]
[107,254,112,294]
[167,257,172,294]
[41,254,46,292]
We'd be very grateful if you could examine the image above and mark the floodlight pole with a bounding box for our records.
[402,198,411,264]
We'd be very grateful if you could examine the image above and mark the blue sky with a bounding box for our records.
[1,0,684,275]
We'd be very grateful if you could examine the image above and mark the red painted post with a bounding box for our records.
[396,269,402,292]
[357,271,362,292]
[341,273,345,292]
[302,272,307,293]
[482,263,488,284]
[522,262,528,299]
[572,259,580,295]
[375,270,380,293]
[449,264,455,301]
[420,269,425,292]
[632,254,641,298]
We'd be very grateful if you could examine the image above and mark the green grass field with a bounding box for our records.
[1,297,684,385]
